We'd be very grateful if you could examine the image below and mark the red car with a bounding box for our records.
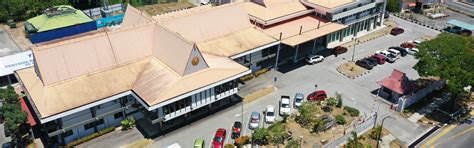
[212,128,227,148]
[371,54,385,65]
[400,42,416,48]
[307,90,327,101]
[390,27,404,35]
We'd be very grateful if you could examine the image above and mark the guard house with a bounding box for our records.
[16,5,251,146]
[377,69,413,102]
[244,0,347,64]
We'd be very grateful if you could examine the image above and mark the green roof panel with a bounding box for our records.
[27,5,94,32]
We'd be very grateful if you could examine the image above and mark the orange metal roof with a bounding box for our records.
[243,1,309,23]
[261,15,346,46]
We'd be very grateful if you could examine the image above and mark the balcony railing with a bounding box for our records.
[332,2,377,21]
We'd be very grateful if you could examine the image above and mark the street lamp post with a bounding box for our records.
[351,37,358,62]
[373,86,382,128]
[376,116,395,148]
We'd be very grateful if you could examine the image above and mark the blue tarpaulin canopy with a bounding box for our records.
[447,19,474,30]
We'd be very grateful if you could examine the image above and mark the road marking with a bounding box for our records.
[431,127,474,148]
[421,124,457,148]
[243,113,250,136]
[234,111,247,117]
[225,130,229,145]
[209,131,214,148]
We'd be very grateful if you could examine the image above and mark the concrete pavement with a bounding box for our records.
[0,27,20,57]
[78,16,440,147]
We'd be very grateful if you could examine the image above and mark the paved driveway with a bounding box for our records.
[80,17,440,148]
[0,27,20,57]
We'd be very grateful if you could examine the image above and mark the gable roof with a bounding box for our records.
[378,69,412,95]
[26,5,94,32]
[121,4,155,27]
[243,0,311,26]
[303,0,355,9]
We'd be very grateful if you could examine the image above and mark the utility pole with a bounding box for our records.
[351,37,358,62]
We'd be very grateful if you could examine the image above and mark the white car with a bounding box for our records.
[265,105,276,123]
[280,96,291,116]
[387,49,400,57]
[375,50,390,56]
[408,40,422,44]
[385,53,399,63]
[305,55,324,64]
[407,48,419,55]
[294,93,304,108]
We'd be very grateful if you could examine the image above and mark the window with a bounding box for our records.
[84,122,95,130]
[63,130,73,137]
[96,119,104,126]
[114,112,123,119]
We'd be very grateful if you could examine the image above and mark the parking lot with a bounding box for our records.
[400,7,474,30]
[78,16,440,148]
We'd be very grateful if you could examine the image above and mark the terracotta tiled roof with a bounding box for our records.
[378,69,412,95]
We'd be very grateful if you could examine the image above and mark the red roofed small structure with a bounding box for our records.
[378,69,413,101]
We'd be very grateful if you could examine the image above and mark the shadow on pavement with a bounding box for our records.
[277,60,307,74]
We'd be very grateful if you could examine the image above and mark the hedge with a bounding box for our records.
[344,106,360,117]
[66,127,115,147]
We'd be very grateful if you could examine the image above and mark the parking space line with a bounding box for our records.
[208,131,214,148]
[243,114,250,136]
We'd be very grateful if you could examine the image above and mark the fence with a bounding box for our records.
[397,80,445,111]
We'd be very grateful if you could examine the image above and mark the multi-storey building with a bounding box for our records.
[16,1,386,146]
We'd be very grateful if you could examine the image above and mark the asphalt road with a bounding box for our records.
[418,116,474,148]
[79,16,440,148]
[444,0,474,16]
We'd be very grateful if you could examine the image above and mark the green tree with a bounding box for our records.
[336,93,343,108]
[346,131,363,148]
[311,119,325,133]
[369,125,382,140]
[1,86,28,147]
[414,33,474,104]
[268,121,287,145]
[252,128,270,145]
[386,0,401,13]
[327,97,337,106]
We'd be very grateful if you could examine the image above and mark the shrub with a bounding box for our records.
[268,121,287,145]
[326,97,337,106]
[344,106,360,116]
[121,117,136,130]
[224,143,235,148]
[322,106,332,112]
[66,127,115,147]
[239,74,254,82]
[335,115,346,125]
[235,136,250,146]
[285,139,300,148]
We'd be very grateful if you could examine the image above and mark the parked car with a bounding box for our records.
[231,121,242,139]
[385,53,399,63]
[371,54,385,65]
[406,48,419,55]
[280,96,291,116]
[294,93,304,108]
[356,59,375,70]
[307,90,327,101]
[375,50,390,57]
[265,105,276,123]
[194,138,205,148]
[332,46,348,56]
[249,112,260,129]
[390,27,404,35]
[305,55,324,64]
[365,57,379,67]
[400,42,416,48]
[387,49,401,57]
[388,46,407,57]
[212,128,227,148]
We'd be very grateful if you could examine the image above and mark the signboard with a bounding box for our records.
[0,50,34,76]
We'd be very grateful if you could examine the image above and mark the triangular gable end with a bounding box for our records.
[183,44,209,76]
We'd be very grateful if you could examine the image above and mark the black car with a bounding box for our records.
[231,121,242,139]
[356,59,374,70]
[389,46,408,57]
[365,57,379,66]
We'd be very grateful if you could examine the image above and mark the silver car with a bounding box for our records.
[294,93,304,108]
[249,112,260,129]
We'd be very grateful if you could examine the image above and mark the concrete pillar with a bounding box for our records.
[311,39,317,54]
[274,33,282,69]
[293,45,299,62]
[7,74,12,85]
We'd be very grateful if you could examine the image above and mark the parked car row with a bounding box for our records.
[195,89,328,148]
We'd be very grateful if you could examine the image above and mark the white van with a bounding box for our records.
[387,49,400,57]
